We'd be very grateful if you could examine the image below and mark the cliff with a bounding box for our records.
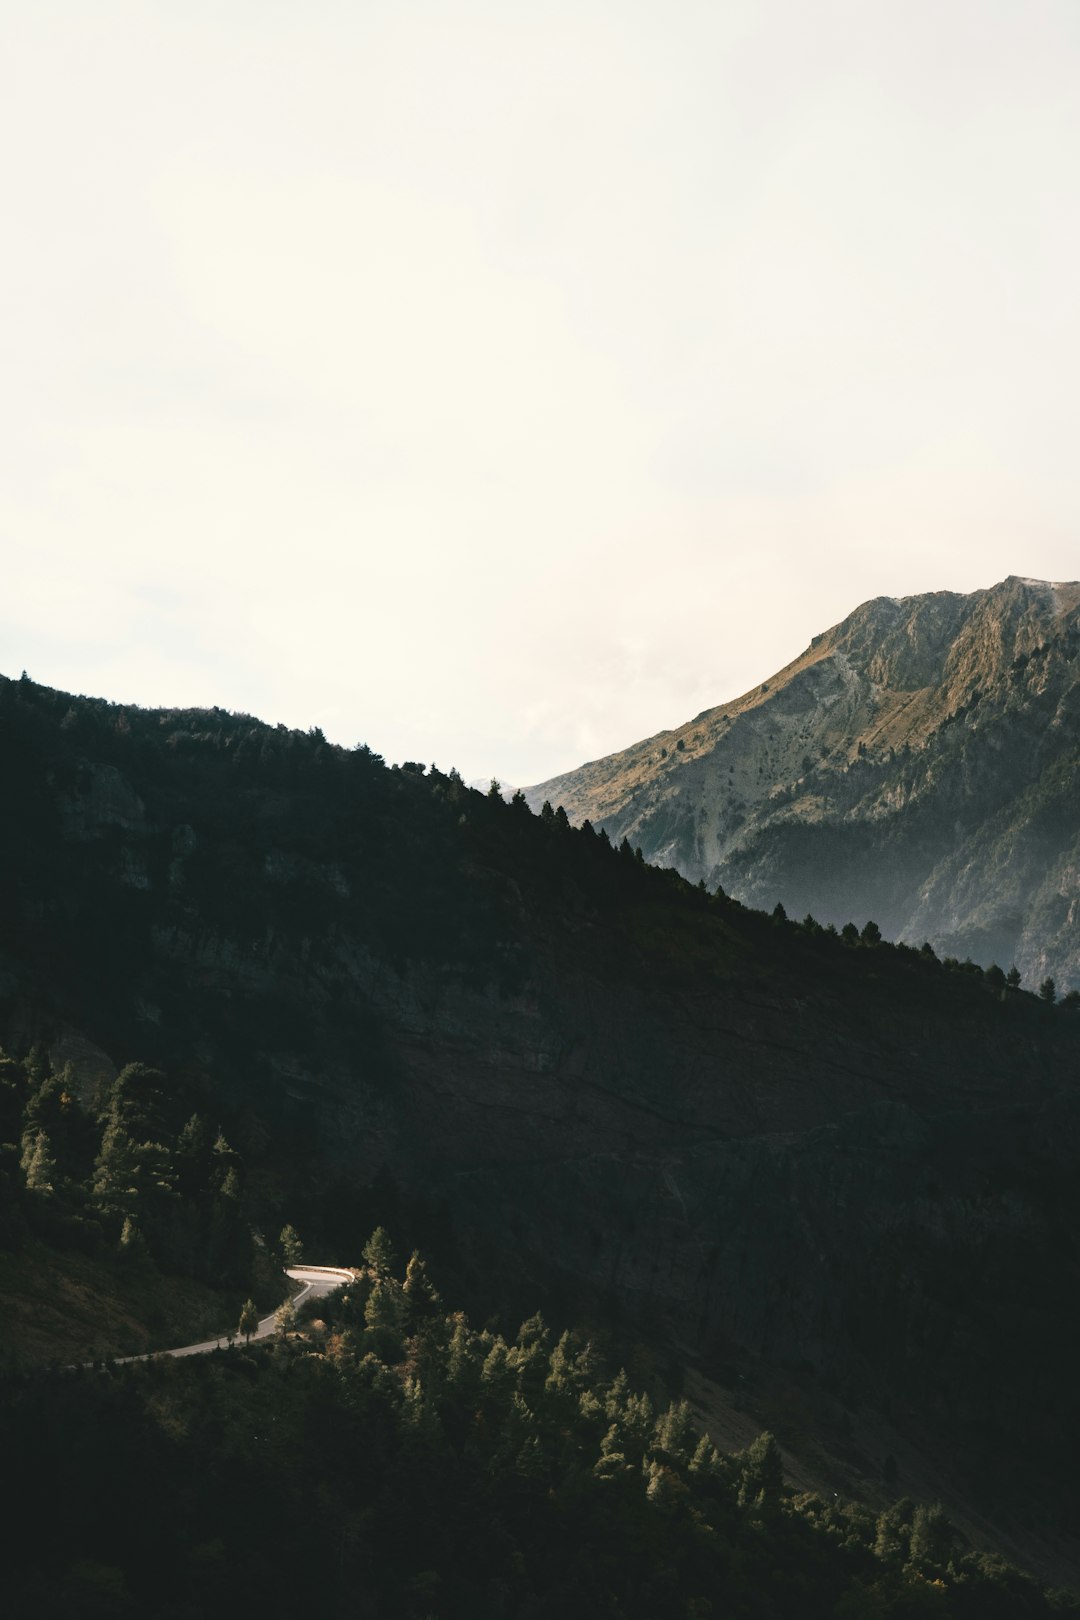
[526,577,1080,990]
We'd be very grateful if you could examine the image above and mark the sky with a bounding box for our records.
[3,1,1079,786]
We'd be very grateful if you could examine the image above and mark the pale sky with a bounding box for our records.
[3,1,1078,785]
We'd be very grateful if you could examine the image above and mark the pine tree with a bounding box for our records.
[279,1224,303,1266]
[604,1369,630,1420]
[91,1116,139,1214]
[238,1298,259,1343]
[364,1276,407,1360]
[908,1502,954,1572]
[108,1062,168,1143]
[1039,976,1057,1004]
[21,1128,57,1193]
[689,1433,722,1477]
[652,1399,695,1466]
[210,1131,241,1194]
[481,1337,515,1401]
[739,1431,784,1507]
[403,1251,442,1325]
[175,1114,212,1196]
[362,1225,398,1279]
[874,1498,915,1563]
[400,1376,445,1460]
[445,1315,477,1395]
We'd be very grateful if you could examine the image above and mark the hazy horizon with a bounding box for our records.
[4,3,1078,784]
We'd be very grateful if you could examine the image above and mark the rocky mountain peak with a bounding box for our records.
[525,577,1080,987]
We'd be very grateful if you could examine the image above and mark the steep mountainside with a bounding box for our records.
[2,674,1080,1579]
[525,577,1080,990]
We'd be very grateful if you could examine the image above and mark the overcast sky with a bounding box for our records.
[3,1,1078,784]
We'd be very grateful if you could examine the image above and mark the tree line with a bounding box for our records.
[2,1226,1075,1618]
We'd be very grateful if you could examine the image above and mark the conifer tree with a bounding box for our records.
[175,1114,212,1196]
[91,1116,139,1214]
[908,1502,953,1572]
[481,1337,515,1401]
[279,1223,303,1266]
[652,1399,695,1466]
[362,1225,397,1279]
[739,1431,784,1507]
[874,1498,915,1563]
[402,1250,441,1323]
[364,1276,407,1360]
[21,1128,57,1193]
[400,1376,445,1460]
[689,1433,722,1477]
[445,1315,477,1394]
[238,1298,259,1343]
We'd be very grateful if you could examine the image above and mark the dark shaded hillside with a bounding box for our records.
[525,576,1080,991]
[2,672,1080,1578]
[6,1238,1078,1620]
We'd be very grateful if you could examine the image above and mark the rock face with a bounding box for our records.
[525,577,1080,990]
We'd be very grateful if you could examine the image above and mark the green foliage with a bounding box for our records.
[1,1236,1074,1619]
[278,1223,303,1266]
[237,1297,259,1341]
[362,1224,397,1278]
[21,1128,57,1193]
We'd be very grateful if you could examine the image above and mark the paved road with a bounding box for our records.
[115,1265,354,1363]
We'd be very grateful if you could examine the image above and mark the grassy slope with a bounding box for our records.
[0,1243,247,1366]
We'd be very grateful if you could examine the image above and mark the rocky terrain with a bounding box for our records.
[526,576,1080,991]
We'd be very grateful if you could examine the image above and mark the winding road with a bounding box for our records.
[116,1265,354,1363]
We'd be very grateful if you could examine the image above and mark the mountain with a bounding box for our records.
[2,672,1080,1584]
[525,576,1080,991]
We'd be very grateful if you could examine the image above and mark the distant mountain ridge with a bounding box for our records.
[525,576,1080,989]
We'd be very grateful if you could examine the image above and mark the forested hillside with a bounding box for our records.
[2,670,1080,1592]
[5,1231,1078,1619]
